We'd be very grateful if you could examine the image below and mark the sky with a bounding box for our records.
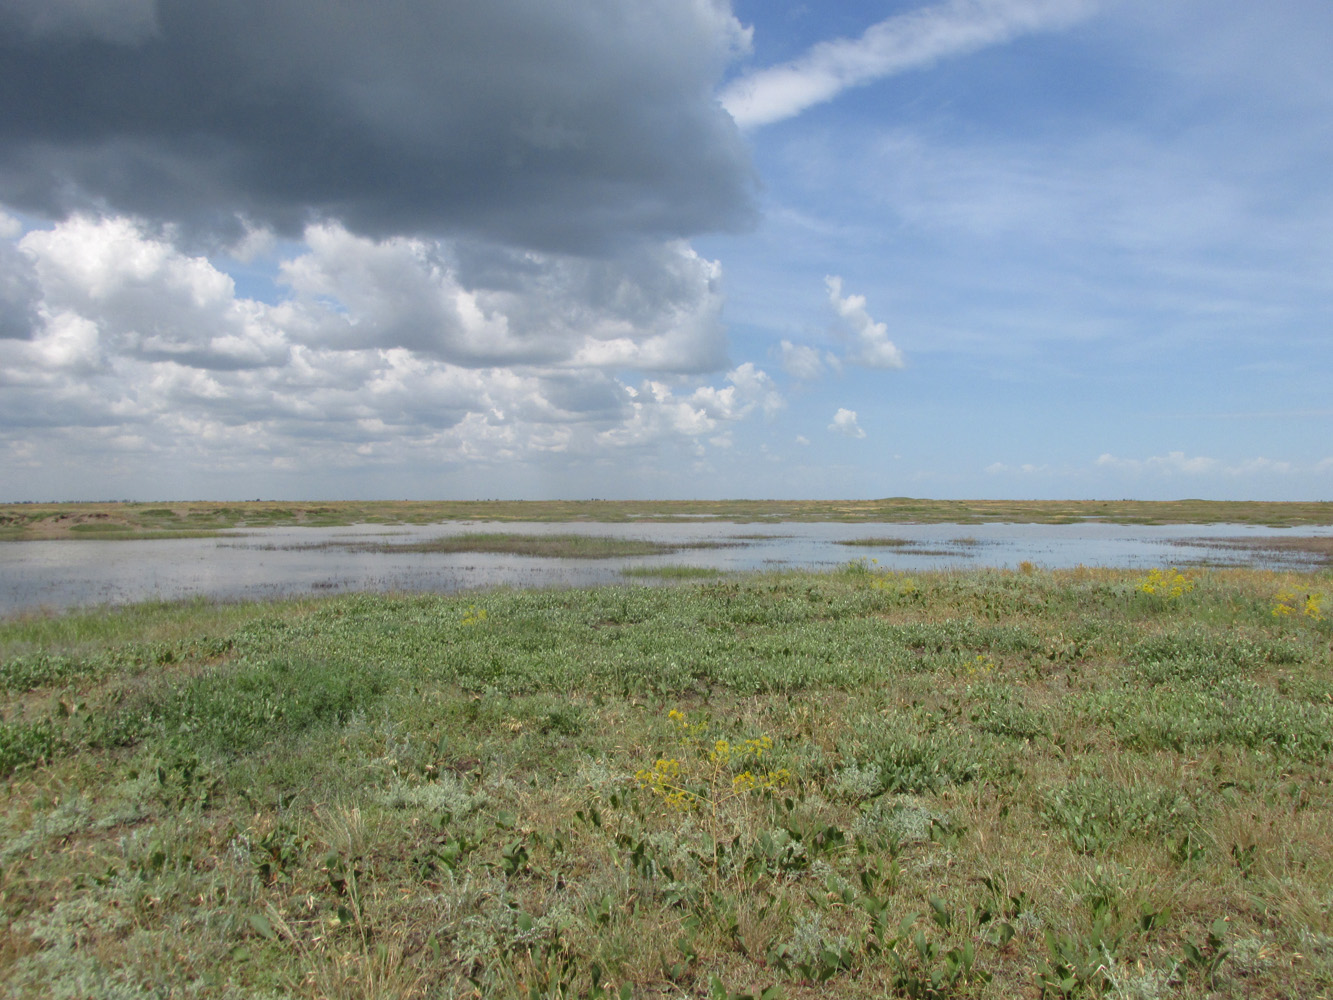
[1,0,1330,502]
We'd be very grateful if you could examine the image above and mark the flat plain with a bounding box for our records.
[4,497,1333,540]
[1,558,1331,998]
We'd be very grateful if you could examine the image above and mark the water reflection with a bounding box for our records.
[1,520,1330,616]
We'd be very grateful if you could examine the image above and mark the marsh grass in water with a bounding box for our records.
[1,564,1331,997]
[366,532,681,558]
[1177,535,1333,568]
[306,532,738,560]
[837,537,915,548]
[839,536,985,552]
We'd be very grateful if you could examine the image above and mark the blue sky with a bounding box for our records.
[1,0,1330,501]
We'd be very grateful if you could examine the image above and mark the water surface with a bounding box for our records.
[2,520,1329,617]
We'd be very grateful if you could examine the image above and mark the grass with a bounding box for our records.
[5,497,1333,540]
[621,564,732,579]
[344,533,732,559]
[838,539,986,562]
[1175,535,1333,568]
[1,564,1332,997]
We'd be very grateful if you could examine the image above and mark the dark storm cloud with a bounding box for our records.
[0,0,756,252]
[0,0,160,45]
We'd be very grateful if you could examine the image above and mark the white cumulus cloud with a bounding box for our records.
[22,215,288,371]
[0,212,784,496]
[826,276,905,370]
[829,407,866,439]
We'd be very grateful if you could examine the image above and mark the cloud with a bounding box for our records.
[598,364,782,449]
[13,215,731,375]
[279,225,729,373]
[1093,451,1310,477]
[825,276,905,369]
[721,0,1097,128]
[691,362,784,420]
[0,0,160,45]
[779,339,837,380]
[983,452,1330,483]
[0,213,40,340]
[0,0,756,252]
[1095,451,1216,475]
[828,407,865,439]
[770,278,903,381]
[0,212,782,494]
[20,215,288,371]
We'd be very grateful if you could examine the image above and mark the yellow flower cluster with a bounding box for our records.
[709,736,773,764]
[1136,567,1194,599]
[635,712,790,813]
[730,768,792,793]
[668,707,707,737]
[965,654,997,678]
[870,571,918,597]
[461,605,489,625]
[1273,590,1324,621]
[634,757,696,811]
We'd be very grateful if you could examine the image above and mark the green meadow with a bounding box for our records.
[1,563,1331,998]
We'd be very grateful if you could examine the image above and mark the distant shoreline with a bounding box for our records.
[3,497,1333,541]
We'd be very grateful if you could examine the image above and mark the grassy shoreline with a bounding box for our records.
[2,565,1331,997]
[4,497,1333,540]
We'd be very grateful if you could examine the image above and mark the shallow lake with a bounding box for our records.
[2,520,1330,617]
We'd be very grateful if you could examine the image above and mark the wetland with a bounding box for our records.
[2,498,1331,997]
[3,515,1333,617]
[1,561,1331,998]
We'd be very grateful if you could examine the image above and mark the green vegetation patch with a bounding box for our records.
[1,564,1331,997]
[621,564,732,579]
[6,497,1333,540]
[359,532,733,559]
